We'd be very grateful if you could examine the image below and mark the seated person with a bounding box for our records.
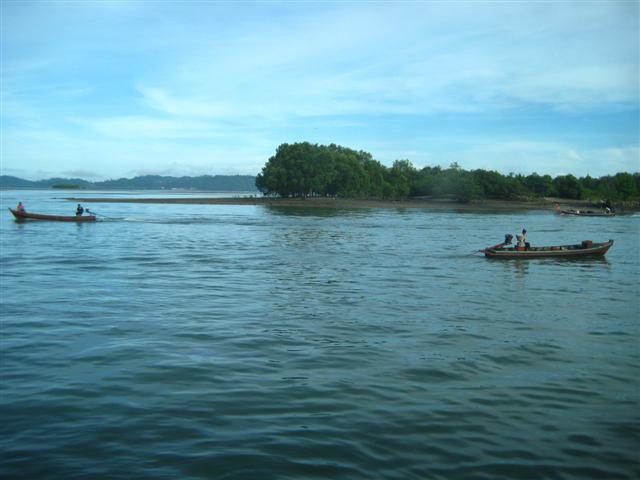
[516,229,527,250]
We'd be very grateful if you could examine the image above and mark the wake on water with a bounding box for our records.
[120,216,221,224]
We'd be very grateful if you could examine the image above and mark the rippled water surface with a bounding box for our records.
[1,190,639,479]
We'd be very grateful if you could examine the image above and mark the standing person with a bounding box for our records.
[16,202,25,212]
[76,204,84,216]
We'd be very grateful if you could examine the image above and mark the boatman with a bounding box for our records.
[16,202,25,212]
[76,204,84,216]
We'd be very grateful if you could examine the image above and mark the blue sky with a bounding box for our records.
[1,1,638,180]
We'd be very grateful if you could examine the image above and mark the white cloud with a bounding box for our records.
[62,169,107,181]
[1,2,638,179]
[132,2,638,120]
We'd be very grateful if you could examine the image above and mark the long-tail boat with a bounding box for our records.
[558,209,616,217]
[554,204,615,217]
[481,235,613,259]
[9,208,97,222]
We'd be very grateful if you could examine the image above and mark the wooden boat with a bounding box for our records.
[482,238,614,259]
[554,204,615,217]
[9,208,97,222]
[558,209,615,217]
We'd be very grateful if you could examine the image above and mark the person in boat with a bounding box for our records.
[76,204,84,216]
[516,228,527,251]
[16,202,25,212]
[604,199,614,213]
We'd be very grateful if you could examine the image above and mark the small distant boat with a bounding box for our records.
[554,204,615,217]
[9,208,97,222]
[558,209,615,217]
[481,237,613,259]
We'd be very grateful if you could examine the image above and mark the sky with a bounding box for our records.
[1,1,638,181]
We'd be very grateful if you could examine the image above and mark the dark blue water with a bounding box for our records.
[2,190,639,479]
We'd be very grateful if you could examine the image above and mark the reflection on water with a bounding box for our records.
[496,256,612,278]
[264,205,367,217]
[512,259,529,277]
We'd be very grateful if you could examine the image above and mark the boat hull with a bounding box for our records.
[9,208,96,222]
[482,240,613,259]
[558,209,615,217]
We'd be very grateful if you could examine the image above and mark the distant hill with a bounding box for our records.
[0,174,258,191]
[0,176,96,189]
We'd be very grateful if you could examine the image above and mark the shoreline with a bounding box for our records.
[61,196,634,212]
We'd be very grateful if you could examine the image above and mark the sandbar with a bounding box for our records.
[63,196,611,212]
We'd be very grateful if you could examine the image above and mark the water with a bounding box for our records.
[1,190,639,480]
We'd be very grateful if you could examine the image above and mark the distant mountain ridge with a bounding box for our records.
[0,174,258,191]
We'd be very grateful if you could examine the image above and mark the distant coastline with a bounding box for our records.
[0,174,258,192]
[63,196,640,212]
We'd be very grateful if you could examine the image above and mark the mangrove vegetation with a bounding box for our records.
[256,142,640,202]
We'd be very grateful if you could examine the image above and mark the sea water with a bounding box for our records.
[1,190,639,479]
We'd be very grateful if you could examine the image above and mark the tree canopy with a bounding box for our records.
[256,142,640,202]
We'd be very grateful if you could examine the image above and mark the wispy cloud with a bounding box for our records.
[134,2,638,118]
[62,169,107,181]
[82,115,223,140]
[137,87,233,118]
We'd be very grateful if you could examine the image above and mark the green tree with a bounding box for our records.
[256,142,638,202]
[611,172,638,200]
[553,174,583,199]
[454,172,482,202]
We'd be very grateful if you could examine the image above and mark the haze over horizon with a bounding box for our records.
[2,1,638,181]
